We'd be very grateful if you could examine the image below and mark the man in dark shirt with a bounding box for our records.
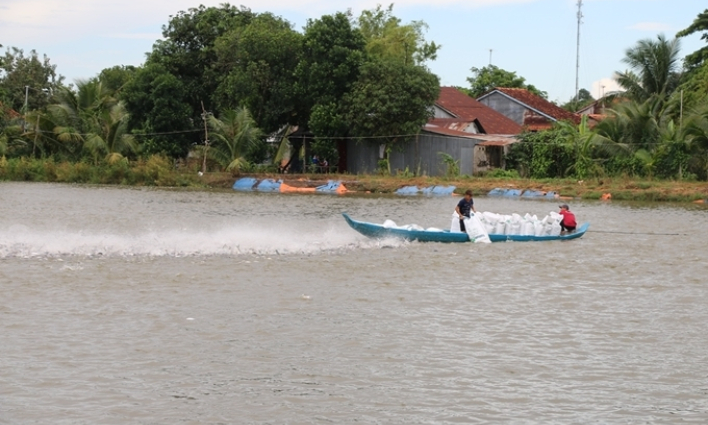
[455,190,477,232]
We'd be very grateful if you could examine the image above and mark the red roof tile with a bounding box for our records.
[492,88,581,124]
[436,87,522,135]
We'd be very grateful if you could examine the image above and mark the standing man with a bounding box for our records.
[455,190,477,232]
[558,204,577,232]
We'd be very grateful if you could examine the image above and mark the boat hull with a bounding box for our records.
[342,213,589,243]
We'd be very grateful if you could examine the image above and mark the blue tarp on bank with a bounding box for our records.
[255,179,282,192]
[233,177,258,191]
[316,180,344,193]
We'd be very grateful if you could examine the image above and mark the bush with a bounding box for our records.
[484,168,520,179]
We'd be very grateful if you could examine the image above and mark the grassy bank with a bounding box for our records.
[2,157,707,203]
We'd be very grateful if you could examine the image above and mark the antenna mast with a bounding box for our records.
[575,0,583,102]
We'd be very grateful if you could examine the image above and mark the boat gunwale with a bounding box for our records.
[342,213,589,243]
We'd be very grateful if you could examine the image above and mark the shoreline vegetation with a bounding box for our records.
[1,156,707,204]
[3,6,708,201]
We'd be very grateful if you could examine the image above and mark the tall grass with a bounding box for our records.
[0,155,200,187]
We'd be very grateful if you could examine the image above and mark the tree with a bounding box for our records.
[357,4,440,66]
[214,13,302,134]
[122,63,194,158]
[289,12,367,170]
[148,4,256,125]
[0,47,63,112]
[97,65,137,96]
[675,61,708,112]
[206,107,262,172]
[677,9,708,70]
[466,65,547,99]
[49,79,136,163]
[561,88,594,112]
[338,59,440,174]
[615,34,682,103]
[293,12,367,128]
[683,105,708,179]
[556,115,629,178]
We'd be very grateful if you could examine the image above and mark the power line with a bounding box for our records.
[30,128,202,137]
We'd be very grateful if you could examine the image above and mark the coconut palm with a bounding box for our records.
[616,35,682,103]
[207,107,262,172]
[557,115,630,179]
[83,102,137,164]
[683,105,708,179]
[49,79,135,163]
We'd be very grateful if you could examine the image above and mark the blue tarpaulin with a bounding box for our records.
[316,180,344,193]
[233,177,258,191]
[422,185,456,196]
[255,179,282,192]
[395,186,420,195]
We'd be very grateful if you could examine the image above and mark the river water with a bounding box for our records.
[1,182,707,424]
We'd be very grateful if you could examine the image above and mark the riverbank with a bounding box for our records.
[1,157,707,203]
[207,173,708,203]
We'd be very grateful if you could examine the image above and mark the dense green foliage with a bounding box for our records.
[1,3,441,176]
[3,5,708,183]
[561,88,595,113]
[465,65,547,99]
[677,9,708,70]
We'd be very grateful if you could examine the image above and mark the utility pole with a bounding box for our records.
[24,86,29,112]
[200,101,210,175]
[489,49,493,66]
[575,0,583,102]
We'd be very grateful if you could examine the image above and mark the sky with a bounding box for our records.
[0,0,705,104]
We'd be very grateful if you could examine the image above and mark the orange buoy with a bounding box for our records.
[334,183,348,194]
[280,183,316,194]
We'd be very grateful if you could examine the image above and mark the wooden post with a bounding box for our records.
[32,115,40,157]
[201,101,209,174]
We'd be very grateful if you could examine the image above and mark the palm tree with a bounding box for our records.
[557,115,629,179]
[207,107,262,172]
[83,102,137,164]
[49,79,135,163]
[683,105,708,179]
[616,35,682,103]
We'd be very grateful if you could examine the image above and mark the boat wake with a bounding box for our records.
[0,223,406,258]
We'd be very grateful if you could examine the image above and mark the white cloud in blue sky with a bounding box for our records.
[1,0,705,102]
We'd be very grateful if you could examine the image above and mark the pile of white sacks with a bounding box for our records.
[452,211,564,237]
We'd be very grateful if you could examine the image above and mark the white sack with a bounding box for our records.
[464,214,491,244]
[450,212,462,233]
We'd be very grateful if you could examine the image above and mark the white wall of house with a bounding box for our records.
[433,105,455,119]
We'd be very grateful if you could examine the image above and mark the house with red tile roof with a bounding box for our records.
[345,87,521,175]
[431,87,522,135]
[477,87,581,131]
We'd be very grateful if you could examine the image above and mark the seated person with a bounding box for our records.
[558,204,577,232]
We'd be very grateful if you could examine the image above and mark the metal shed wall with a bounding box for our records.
[346,132,481,176]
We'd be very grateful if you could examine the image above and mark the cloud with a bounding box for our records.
[591,77,622,99]
[627,22,672,32]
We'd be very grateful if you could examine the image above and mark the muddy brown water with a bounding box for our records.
[1,182,707,424]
